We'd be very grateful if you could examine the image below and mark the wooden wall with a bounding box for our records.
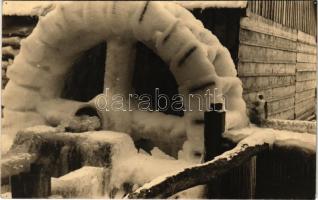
[238,13,316,120]
[248,0,317,36]
[295,31,317,119]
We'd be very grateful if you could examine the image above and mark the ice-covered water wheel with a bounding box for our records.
[3,2,248,161]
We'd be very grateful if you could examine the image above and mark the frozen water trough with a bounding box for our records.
[1,1,316,199]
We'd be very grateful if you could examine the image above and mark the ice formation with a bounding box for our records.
[3,1,57,16]
[2,1,250,198]
[175,1,247,10]
[3,1,248,157]
[224,125,316,153]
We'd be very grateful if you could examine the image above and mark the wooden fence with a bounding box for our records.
[248,0,317,36]
[239,12,317,120]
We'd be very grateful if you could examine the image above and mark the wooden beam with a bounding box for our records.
[127,139,269,199]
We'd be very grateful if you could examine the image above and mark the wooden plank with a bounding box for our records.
[268,109,294,120]
[288,1,292,27]
[295,98,315,116]
[256,146,315,199]
[296,109,315,120]
[258,0,262,16]
[239,45,297,64]
[305,0,308,34]
[267,97,295,114]
[295,105,315,118]
[280,1,284,24]
[243,85,295,104]
[296,63,316,72]
[291,1,295,28]
[298,31,316,45]
[271,85,296,99]
[286,1,290,27]
[311,2,316,36]
[238,62,296,77]
[268,106,295,118]
[241,76,296,91]
[240,13,297,41]
[297,42,317,54]
[282,1,286,26]
[273,0,277,22]
[249,0,255,13]
[239,29,297,51]
[296,71,316,82]
[254,0,258,14]
[296,53,316,63]
[261,0,265,17]
[295,89,316,103]
[296,80,316,92]
[264,1,268,18]
[296,1,299,32]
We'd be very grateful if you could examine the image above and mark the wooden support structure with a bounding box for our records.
[11,164,51,198]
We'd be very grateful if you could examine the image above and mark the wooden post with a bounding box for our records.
[11,164,51,198]
[204,103,225,161]
[204,103,225,198]
[204,103,257,199]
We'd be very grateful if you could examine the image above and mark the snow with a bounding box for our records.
[2,1,248,17]
[23,125,58,134]
[1,133,15,153]
[264,118,316,134]
[131,125,316,196]
[134,131,268,193]
[151,147,175,160]
[2,46,19,57]
[2,1,58,16]
[131,111,186,156]
[110,153,188,189]
[224,125,316,153]
[110,149,205,198]
[51,166,106,198]
[0,192,11,199]
[175,1,247,10]
[3,1,248,166]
